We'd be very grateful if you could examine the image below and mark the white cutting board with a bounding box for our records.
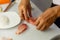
[0,0,60,40]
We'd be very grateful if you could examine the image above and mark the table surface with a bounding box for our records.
[0,0,60,40]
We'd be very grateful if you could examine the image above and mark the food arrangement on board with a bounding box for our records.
[0,0,36,40]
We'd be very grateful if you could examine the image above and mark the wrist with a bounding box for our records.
[21,0,30,5]
[57,13,60,17]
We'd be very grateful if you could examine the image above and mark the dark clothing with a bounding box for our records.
[51,3,60,28]
[11,0,15,2]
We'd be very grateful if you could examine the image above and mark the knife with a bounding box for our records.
[4,0,15,12]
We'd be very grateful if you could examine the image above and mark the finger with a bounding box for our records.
[43,23,50,30]
[19,10,25,20]
[44,25,49,30]
[34,17,40,26]
[37,20,44,30]
[28,5,32,17]
[45,20,54,30]
[28,8,32,17]
[23,9,28,21]
[44,18,54,30]
[40,23,46,31]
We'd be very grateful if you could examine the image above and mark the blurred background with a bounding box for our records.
[31,0,52,11]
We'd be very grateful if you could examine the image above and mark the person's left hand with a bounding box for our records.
[18,0,32,21]
[34,7,59,31]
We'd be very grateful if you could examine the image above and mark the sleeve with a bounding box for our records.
[11,0,15,2]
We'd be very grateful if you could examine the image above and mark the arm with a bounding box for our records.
[34,6,60,31]
[52,6,60,17]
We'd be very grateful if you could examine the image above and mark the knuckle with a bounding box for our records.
[40,18,45,23]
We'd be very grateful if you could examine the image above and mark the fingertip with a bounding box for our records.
[25,18,29,21]
[20,15,25,20]
[33,22,36,25]
[40,24,46,31]
[36,26,41,30]
[19,10,25,20]
[40,29,45,31]
[36,27,40,30]
[23,10,28,21]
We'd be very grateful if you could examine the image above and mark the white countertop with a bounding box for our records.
[0,0,60,40]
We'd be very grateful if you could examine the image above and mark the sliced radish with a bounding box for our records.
[28,17,36,25]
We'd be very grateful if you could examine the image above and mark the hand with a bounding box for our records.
[34,6,60,31]
[18,0,32,21]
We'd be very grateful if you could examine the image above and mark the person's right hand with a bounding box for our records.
[18,0,32,21]
[34,6,60,31]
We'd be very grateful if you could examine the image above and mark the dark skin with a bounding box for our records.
[18,0,60,31]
